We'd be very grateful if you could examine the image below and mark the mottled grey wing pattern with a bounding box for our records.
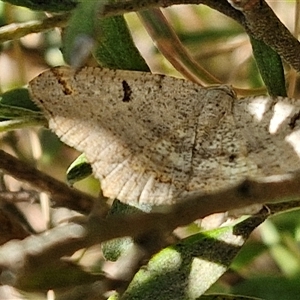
[234,96,300,176]
[29,67,273,205]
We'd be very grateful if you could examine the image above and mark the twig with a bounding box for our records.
[0,150,105,215]
[138,8,222,86]
[1,170,300,291]
[1,147,300,233]
[0,13,70,43]
[228,0,300,71]
[0,190,39,203]
[1,0,298,75]
[102,0,245,25]
[0,171,300,290]
[0,1,242,44]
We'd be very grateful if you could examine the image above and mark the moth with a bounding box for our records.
[29,67,300,205]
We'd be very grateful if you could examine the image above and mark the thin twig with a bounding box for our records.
[0,190,39,203]
[0,150,105,215]
[138,8,221,86]
[0,13,70,43]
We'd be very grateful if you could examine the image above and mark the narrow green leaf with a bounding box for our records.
[250,36,286,97]
[63,0,149,71]
[0,104,42,119]
[0,88,46,130]
[16,260,104,291]
[0,117,46,132]
[199,294,263,300]
[122,213,267,300]
[0,88,40,112]
[62,1,101,68]
[66,153,93,186]
[93,14,149,71]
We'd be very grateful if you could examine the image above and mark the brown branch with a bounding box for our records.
[1,146,300,239]
[103,0,300,72]
[0,171,300,290]
[102,0,245,25]
[2,0,298,74]
[2,172,300,260]
[228,0,300,71]
[0,207,30,245]
[0,150,106,215]
[138,8,222,86]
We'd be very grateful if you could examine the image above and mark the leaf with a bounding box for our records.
[93,14,149,71]
[62,0,100,68]
[16,260,105,291]
[0,88,40,112]
[121,214,267,300]
[250,36,286,97]
[66,153,93,186]
[0,88,45,131]
[0,104,41,119]
[199,294,263,300]
[2,0,77,12]
[62,0,149,71]
[231,275,300,300]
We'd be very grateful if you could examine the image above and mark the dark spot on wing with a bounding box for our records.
[122,80,132,102]
[51,69,73,95]
[228,154,237,162]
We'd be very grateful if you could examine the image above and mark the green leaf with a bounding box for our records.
[63,0,149,71]
[250,36,286,97]
[2,0,77,12]
[93,14,149,71]
[62,0,101,68]
[0,103,41,119]
[0,88,40,112]
[122,214,267,300]
[199,294,263,300]
[231,275,300,300]
[0,117,46,132]
[66,153,93,186]
[0,88,45,130]
[16,260,104,291]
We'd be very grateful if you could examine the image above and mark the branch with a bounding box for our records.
[0,1,244,46]
[0,13,70,43]
[1,172,300,263]
[1,145,300,231]
[228,0,300,71]
[102,0,245,25]
[0,171,299,290]
[0,150,106,215]
[1,0,298,75]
